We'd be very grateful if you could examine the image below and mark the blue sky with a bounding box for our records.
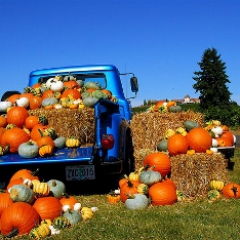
[1,0,239,107]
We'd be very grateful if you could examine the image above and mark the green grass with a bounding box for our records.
[1,149,240,240]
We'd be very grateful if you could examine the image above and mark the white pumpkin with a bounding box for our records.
[212,138,219,147]
[0,101,12,112]
[15,97,29,108]
[211,126,223,137]
[46,78,64,92]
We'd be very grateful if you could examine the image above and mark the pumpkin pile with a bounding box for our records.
[108,151,240,207]
[0,169,98,238]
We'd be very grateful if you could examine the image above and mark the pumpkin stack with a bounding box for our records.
[0,169,96,238]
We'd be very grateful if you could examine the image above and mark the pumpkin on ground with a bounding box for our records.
[9,168,39,182]
[0,193,13,218]
[0,202,40,238]
[148,179,177,206]
[63,209,82,225]
[59,193,79,210]
[125,193,149,210]
[143,152,171,178]
[120,179,140,203]
[222,182,240,198]
[81,207,94,221]
[186,127,212,153]
[33,196,62,221]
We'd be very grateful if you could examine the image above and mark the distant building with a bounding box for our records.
[153,95,200,104]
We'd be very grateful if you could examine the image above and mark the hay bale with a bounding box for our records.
[130,110,204,168]
[29,108,95,145]
[170,153,229,199]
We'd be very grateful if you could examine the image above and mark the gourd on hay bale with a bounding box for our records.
[29,108,95,145]
[130,110,204,169]
[170,153,229,199]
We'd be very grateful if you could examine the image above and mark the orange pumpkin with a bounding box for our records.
[186,128,212,153]
[6,94,21,105]
[1,127,30,153]
[0,115,7,127]
[0,193,13,218]
[149,179,177,206]
[29,96,42,110]
[167,134,189,156]
[143,152,171,178]
[30,123,50,142]
[59,194,79,210]
[120,180,140,203]
[221,131,234,145]
[222,182,240,198]
[42,90,55,99]
[63,80,79,89]
[6,106,29,128]
[33,196,62,221]
[20,93,34,102]
[25,116,40,130]
[9,168,39,182]
[36,136,55,148]
[216,137,232,147]
[61,89,81,99]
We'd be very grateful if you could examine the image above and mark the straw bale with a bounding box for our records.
[29,108,95,145]
[130,110,204,168]
[170,153,229,199]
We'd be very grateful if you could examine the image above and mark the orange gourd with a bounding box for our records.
[216,137,232,147]
[59,194,79,210]
[221,131,234,145]
[0,193,13,218]
[6,106,29,128]
[143,152,171,178]
[167,134,189,156]
[186,128,212,153]
[29,96,42,110]
[63,80,79,89]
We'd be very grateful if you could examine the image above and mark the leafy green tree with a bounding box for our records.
[193,48,232,110]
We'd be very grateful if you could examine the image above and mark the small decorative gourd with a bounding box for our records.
[53,216,70,229]
[54,136,66,149]
[66,136,80,148]
[63,210,82,225]
[47,179,66,199]
[137,183,149,195]
[207,190,221,201]
[29,223,51,239]
[80,207,94,221]
[125,194,149,210]
[139,166,162,186]
[39,144,54,157]
[32,181,50,197]
[107,192,121,204]
[18,140,39,158]
[210,180,225,191]
[9,184,35,204]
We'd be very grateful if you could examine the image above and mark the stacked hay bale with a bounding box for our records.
[29,108,95,146]
[130,110,229,199]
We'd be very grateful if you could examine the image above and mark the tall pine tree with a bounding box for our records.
[193,48,231,110]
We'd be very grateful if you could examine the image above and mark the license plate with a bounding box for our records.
[65,165,95,181]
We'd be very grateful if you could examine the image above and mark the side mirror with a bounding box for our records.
[130,77,139,93]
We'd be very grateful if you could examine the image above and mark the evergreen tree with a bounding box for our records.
[193,48,232,110]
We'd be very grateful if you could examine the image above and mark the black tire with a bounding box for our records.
[1,91,21,101]
[123,129,135,175]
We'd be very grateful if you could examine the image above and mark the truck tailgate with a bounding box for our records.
[0,147,93,165]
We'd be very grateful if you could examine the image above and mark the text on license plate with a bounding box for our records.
[66,165,95,181]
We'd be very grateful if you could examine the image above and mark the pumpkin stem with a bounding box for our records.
[5,227,19,238]
[32,168,40,176]
[232,185,239,197]
[37,129,45,138]
[62,192,70,199]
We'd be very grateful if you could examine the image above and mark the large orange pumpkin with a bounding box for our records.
[1,127,30,153]
[216,137,232,147]
[9,168,39,182]
[0,115,7,127]
[167,134,189,156]
[61,89,81,99]
[30,123,50,142]
[33,196,62,221]
[0,193,13,218]
[222,182,240,198]
[6,106,29,127]
[148,179,177,206]
[143,152,171,177]
[0,202,40,237]
[186,128,212,153]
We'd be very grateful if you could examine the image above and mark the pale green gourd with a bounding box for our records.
[125,194,149,210]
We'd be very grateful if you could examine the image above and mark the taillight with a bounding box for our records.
[101,134,114,150]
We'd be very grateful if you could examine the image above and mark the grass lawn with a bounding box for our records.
[1,148,240,240]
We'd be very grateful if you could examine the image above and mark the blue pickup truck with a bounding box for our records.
[0,65,139,189]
